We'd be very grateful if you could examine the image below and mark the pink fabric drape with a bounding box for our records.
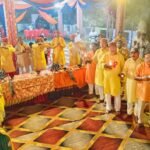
[15,4,31,10]
[38,10,57,25]
[16,11,27,23]
[0,0,3,5]
[30,0,55,4]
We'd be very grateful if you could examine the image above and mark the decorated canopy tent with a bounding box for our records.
[0,0,126,45]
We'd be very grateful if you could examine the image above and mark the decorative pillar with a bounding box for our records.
[3,0,17,46]
[58,9,64,34]
[76,1,83,33]
[115,0,126,35]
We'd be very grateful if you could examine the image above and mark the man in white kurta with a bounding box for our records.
[123,48,142,116]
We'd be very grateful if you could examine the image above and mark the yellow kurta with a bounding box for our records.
[0,45,15,73]
[0,85,5,123]
[51,37,66,66]
[69,42,81,66]
[117,47,129,60]
[32,43,50,71]
[93,48,108,86]
[123,58,143,103]
[102,52,124,96]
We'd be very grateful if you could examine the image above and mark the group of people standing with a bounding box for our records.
[0,31,66,77]
[84,34,150,126]
[0,30,150,127]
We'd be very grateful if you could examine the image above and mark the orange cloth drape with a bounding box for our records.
[16,11,27,23]
[2,74,54,106]
[54,67,86,89]
[38,10,57,25]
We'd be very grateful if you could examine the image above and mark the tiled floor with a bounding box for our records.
[4,94,150,150]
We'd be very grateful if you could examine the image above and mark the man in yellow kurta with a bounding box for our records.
[68,42,81,66]
[102,42,124,113]
[93,38,108,101]
[123,48,142,116]
[32,37,51,72]
[51,31,66,66]
[0,38,16,77]
[135,51,150,125]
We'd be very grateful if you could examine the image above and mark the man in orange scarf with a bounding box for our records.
[135,50,150,125]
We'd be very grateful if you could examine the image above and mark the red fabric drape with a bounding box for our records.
[15,4,31,10]
[16,11,27,23]
[38,10,57,25]
[30,0,55,4]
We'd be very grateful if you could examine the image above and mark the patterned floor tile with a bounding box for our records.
[90,136,122,150]
[19,104,46,115]
[75,100,95,108]
[113,113,133,122]
[4,116,28,127]
[103,121,131,138]
[61,132,93,149]
[20,144,51,150]
[15,132,40,142]
[86,111,103,117]
[59,121,80,131]
[124,140,150,150]
[4,90,150,150]
[94,113,114,121]
[12,142,24,150]
[9,130,31,138]
[40,107,64,116]
[78,118,105,132]
[59,108,86,121]
[54,97,76,107]
[93,103,106,112]
[21,115,50,132]
[46,119,70,128]
[35,129,67,145]
[130,126,150,141]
